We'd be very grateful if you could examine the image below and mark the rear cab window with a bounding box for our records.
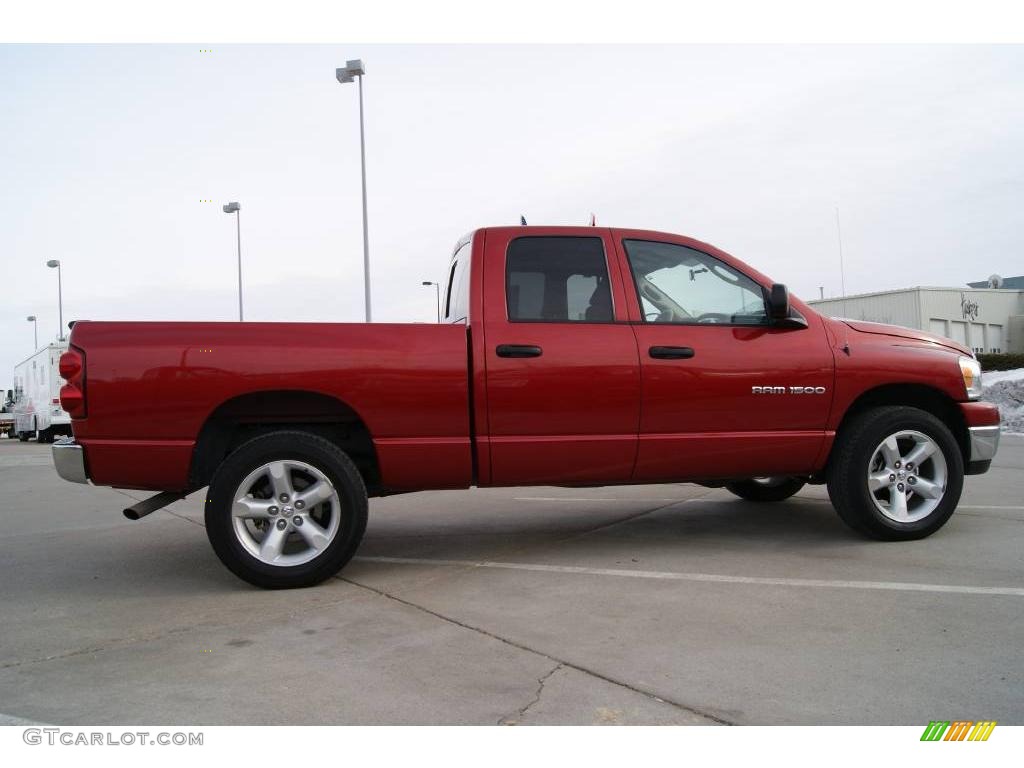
[505,237,613,323]
[443,241,472,323]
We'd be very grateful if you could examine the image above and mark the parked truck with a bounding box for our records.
[51,226,1000,588]
[0,388,15,438]
[13,341,72,442]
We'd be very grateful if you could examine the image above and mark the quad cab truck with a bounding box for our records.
[52,227,1001,588]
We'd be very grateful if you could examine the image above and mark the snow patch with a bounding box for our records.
[981,369,1024,433]
[982,368,1024,387]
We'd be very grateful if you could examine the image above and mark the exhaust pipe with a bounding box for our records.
[123,491,186,520]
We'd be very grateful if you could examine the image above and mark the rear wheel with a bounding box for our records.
[17,431,29,442]
[725,477,806,502]
[205,431,368,589]
[827,406,963,540]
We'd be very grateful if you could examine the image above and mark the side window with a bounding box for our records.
[443,242,471,322]
[506,237,613,322]
[623,239,768,325]
[443,260,458,320]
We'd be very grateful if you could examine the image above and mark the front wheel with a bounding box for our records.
[205,431,368,589]
[725,477,806,502]
[827,406,964,541]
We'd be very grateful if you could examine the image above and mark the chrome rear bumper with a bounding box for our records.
[968,425,1001,463]
[52,438,89,484]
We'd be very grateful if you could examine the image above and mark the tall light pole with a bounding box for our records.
[46,259,64,341]
[336,58,371,322]
[223,202,243,321]
[27,315,38,350]
[835,207,847,317]
[422,281,441,323]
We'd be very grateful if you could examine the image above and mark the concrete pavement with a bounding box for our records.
[0,436,1021,725]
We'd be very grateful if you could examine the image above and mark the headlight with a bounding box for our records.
[959,356,982,400]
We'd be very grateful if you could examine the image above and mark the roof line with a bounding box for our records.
[808,285,1024,303]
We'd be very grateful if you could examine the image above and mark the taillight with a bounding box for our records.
[59,347,86,418]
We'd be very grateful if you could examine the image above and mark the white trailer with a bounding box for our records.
[11,342,72,443]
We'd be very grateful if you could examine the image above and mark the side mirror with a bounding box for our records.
[768,283,790,320]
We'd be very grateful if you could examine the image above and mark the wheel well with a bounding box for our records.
[832,384,969,464]
[189,390,381,493]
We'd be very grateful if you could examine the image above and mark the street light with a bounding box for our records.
[222,201,243,321]
[26,315,37,350]
[46,259,64,341]
[336,58,372,322]
[422,281,441,323]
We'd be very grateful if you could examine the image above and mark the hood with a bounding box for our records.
[840,320,972,356]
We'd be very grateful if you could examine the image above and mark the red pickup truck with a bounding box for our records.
[52,226,1001,588]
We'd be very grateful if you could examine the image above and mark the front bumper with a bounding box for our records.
[958,401,1000,475]
[52,438,89,484]
[968,425,1001,463]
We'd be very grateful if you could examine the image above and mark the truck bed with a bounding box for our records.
[68,321,472,491]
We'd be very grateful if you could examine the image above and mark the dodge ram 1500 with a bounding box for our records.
[52,226,1001,588]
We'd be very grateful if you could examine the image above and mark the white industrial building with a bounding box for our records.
[808,278,1024,354]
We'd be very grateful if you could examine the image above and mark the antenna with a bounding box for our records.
[835,207,847,316]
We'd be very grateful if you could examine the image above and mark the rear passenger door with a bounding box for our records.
[482,229,641,486]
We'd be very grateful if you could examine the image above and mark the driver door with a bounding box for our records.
[611,231,834,482]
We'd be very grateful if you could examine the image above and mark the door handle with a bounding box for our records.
[649,346,695,360]
[496,344,543,358]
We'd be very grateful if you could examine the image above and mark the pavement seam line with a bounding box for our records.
[492,489,719,565]
[560,490,718,542]
[498,662,563,725]
[0,588,375,671]
[111,488,145,503]
[0,635,182,671]
[113,488,206,529]
[161,507,206,528]
[338,575,731,725]
[0,712,51,726]
[363,493,716,551]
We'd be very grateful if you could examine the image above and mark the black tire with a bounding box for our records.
[725,477,806,502]
[205,431,368,589]
[17,431,29,442]
[827,405,964,541]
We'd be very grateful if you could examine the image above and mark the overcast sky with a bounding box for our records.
[1,44,1022,384]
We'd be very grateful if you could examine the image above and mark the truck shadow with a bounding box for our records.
[358,495,870,564]
[14,495,877,599]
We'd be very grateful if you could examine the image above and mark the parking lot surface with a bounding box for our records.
[0,436,1021,725]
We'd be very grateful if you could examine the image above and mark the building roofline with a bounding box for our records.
[807,285,1024,304]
